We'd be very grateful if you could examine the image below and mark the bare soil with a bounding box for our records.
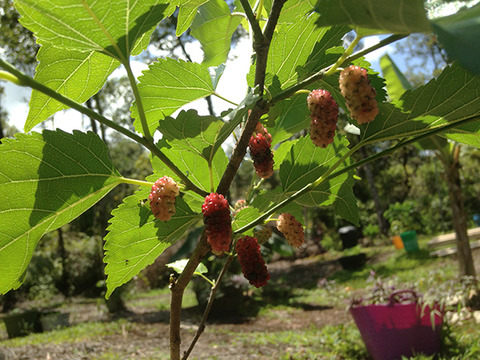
[1,255,350,360]
[4,248,479,360]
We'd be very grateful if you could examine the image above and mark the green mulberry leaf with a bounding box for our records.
[132,59,215,135]
[0,130,121,294]
[104,188,200,298]
[14,0,176,61]
[190,0,242,67]
[25,45,120,132]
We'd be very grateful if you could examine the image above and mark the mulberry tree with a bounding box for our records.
[1,1,480,359]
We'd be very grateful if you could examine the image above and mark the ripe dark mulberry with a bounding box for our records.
[149,176,180,221]
[307,89,339,148]
[236,236,270,288]
[249,124,274,179]
[202,193,232,255]
[339,65,378,124]
[276,213,304,247]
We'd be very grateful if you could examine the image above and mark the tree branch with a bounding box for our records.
[216,100,269,195]
[0,59,209,197]
[216,0,287,195]
[270,34,407,105]
[263,0,287,42]
[238,0,265,44]
[170,233,210,360]
[181,254,235,360]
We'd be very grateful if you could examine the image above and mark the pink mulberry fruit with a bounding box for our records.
[236,236,270,288]
[339,65,378,124]
[249,125,274,179]
[307,89,339,148]
[202,193,232,255]
[149,176,180,221]
[276,213,304,247]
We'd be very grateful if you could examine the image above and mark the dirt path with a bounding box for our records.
[1,256,350,360]
[1,306,350,360]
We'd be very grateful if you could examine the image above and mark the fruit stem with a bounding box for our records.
[213,92,239,106]
[293,89,311,96]
[324,34,362,76]
[0,70,22,85]
[119,177,154,187]
[209,164,215,193]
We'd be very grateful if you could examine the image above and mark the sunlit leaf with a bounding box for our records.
[380,53,413,100]
[232,207,261,236]
[360,63,480,147]
[14,0,176,61]
[25,45,120,132]
[312,0,432,34]
[177,0,209,36]
[132,58,215,135]
[166,259,208,274]
[190,0,242,66]
[104,188,200,298]
[0,130,121,294]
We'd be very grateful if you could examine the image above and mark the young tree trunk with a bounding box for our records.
[445,158,476,278]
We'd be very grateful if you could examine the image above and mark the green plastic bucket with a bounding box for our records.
[400,231,419,252]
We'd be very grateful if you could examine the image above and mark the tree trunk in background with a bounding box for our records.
[445,158,476,278]
[56,227,70,296]
[360,148,389,236]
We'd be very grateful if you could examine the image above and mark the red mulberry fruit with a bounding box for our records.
[339,65,378,124]
[276,213,304,247]
[149,176,180,221]
[249,128,274,179]
[307,89,339,148]
[236,236,270,288]
[202,193,232,255]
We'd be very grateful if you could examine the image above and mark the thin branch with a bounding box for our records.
[125,60,153,142]
[0,59,145,142]
[270,34,407,105]
[238,0,265,43]
[216,100,269,195]
[216,0,286,195]
[325,114,480,183]
[263,0,286,42]
[0,59,209,197]
[181,254,235,360]
[170,233,210,360]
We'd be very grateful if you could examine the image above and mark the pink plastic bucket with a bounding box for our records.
[350,291,443,360]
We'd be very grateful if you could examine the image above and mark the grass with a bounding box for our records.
[125,285,198,311]
[0,320,130,347]
[1,240,479,359]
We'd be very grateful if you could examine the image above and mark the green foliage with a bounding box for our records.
[103,188,200,298]
[0,130,121,294]
[0,0,480,327]
[14,0,176,60]
[131,59,219,135]
[431,3,480,75]
[384,201,424,234]
[313,0,432,34]
[26,46,119,131]
[190,0,242,66]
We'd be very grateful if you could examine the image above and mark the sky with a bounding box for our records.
[1,34,398,136]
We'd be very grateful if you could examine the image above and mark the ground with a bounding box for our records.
[1,244,479,360]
